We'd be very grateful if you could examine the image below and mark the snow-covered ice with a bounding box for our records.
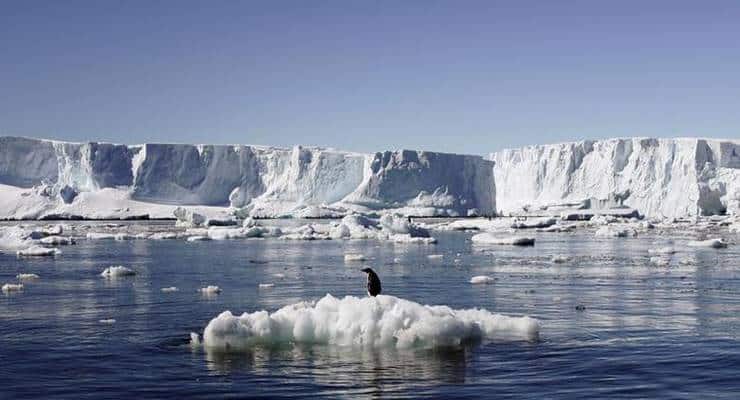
[344,254,367,262]
[471,233,535,246]
[100,266,136,278]
[2,283,24,293]
[200,285,222,295]
[200,294,539,350]
[39,236,75,245]
[17,246,61,257]
[687,238,728,248]
[470,275,495,284]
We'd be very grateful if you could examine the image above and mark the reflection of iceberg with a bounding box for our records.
[204,344,472,387]
[201,294,539,351]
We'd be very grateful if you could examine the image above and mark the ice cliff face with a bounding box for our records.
[491,138,740,218]
[340,150,495,217]
[0,137,492,219]
[1,136,736,220]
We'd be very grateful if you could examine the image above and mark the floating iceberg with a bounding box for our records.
[201,294,539,350]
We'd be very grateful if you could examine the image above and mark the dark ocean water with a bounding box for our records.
[1,223,739,399]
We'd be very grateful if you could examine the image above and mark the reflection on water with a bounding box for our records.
[204,344,469,389]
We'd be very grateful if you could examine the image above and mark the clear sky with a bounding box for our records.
[1,1,739,154]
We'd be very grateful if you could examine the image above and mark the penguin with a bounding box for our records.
[361,268,382,297]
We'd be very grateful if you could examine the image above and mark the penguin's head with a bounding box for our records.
[361,268,373,274]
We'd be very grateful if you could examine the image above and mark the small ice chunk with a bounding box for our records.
[190,332,201,346]
[259,283,275,289]
[2,283,24,293]
[100,266,136,278]
[187,235,211,242]
[40,236,75,245]
[200,285,222,295]
[273,273,286,279]
[470,275,495,284]
[471,233,535,246]
[551,255,570,264]
[16,273,40,281]
[344,253,367,262]
[687,238,727,248]
[86,232,134,240]
[511,217,556,229]
[17,246,61,257]
[99,319,116,324]
[427,254,444,259]
[161,286,179,293]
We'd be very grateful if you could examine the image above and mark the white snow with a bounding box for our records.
[100,265,136,278]
[471,233,535,246]
[200,294,539,350]
[470,275,495,284]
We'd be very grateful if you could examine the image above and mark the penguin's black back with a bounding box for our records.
[367,270,382,297]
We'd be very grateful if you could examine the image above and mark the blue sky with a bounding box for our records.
[1,1,739,154]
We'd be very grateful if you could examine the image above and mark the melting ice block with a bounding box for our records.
[201,294,539,350]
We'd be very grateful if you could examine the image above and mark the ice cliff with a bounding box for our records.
[491,138,740,219]
[0,137,494,219]
[1,136,737,220]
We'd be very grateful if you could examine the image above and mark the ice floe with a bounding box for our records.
[344,253,367,262]
[161,286,179,293]
[687,238,728,248]
[17,246,61,257]
[200,285,222,295]
[200,294,539,350]
[470,275,495,284]
[2,283,24,293]
[16,273,40,281]
[100,265,136,278]
[471,233,535,246]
